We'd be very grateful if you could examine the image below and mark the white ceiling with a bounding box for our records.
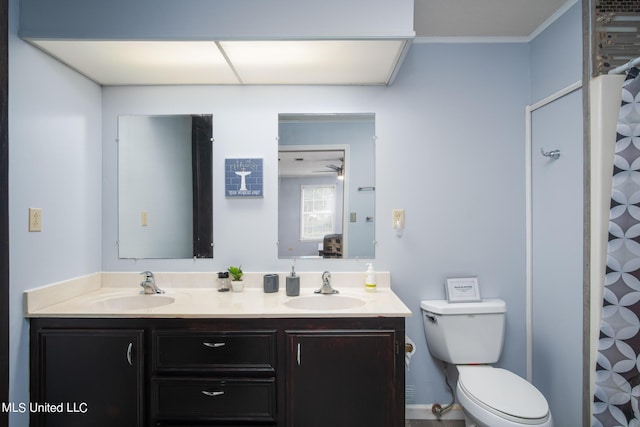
[279,150,345,178]
[414,0,575,40]
[28,0,576,86]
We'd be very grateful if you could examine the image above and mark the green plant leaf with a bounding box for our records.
[228,265,243,281]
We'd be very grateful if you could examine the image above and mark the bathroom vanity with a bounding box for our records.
[25,272,410,427]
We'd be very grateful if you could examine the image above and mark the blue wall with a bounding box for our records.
[8,1,583,424]
[529,3,584,426]
[530,3,583,100]
[99,40,530,407]
[8,0,102,424]
[381,41,531,403]
[19,0,414,40]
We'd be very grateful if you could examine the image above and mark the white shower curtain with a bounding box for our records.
[593,67,640,426]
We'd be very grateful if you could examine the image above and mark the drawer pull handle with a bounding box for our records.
[201,390,225,397]
[203,342,226,348]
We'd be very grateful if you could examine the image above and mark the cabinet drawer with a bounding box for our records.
[153,330,275,372]
[152,378,276,422]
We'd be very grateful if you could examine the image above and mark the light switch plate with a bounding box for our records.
[392,209,405,229]
[29,208,42,232]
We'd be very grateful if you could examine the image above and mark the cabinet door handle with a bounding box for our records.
[201,390,225,397]
[297,343,301,366]
[203,342,226,348]
[126,342,133,366]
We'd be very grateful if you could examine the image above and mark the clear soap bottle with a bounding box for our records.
[365,263,377,292]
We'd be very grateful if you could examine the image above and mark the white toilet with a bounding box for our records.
[420,299,553,427]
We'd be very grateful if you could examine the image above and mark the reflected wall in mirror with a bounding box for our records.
[118,114,213,259]
[278,113,375,259]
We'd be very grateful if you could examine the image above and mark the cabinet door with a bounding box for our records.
[34,329,144,427]
[286,330,397,427]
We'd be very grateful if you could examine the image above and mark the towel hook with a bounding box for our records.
[540,148,560,160]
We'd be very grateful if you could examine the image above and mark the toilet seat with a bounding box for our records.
[457,366,550,425]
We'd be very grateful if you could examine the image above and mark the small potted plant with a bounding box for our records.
[228,265,244,292]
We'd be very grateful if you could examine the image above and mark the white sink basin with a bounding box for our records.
[285,295,366,311]
[91,294,175,310]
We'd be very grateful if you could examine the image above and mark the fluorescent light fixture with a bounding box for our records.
[30,39,408,85]
[33,40,237,85]
[220,40,406,84]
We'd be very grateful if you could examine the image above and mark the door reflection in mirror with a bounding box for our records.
[278,113,375,259]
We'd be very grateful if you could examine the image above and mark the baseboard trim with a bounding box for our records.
[406,404,465,420]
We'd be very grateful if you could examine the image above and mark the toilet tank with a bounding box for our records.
[420,299,506,364]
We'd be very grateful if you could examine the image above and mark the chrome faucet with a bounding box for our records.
[315,271,339,294]
[140,271,164,294]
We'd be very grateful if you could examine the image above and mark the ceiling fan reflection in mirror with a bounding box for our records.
[313,162,344,179]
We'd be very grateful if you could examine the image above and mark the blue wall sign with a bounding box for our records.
[225,158,263,198]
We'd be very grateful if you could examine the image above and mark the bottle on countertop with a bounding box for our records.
[217,272,230,292]
[286,266,300,296]
[364,263,377,292]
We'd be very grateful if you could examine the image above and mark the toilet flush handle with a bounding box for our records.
[424,312,437,324]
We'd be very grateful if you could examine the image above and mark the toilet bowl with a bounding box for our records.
[456,366,552,427]
[420,299,553,427]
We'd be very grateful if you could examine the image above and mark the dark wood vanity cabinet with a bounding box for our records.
[29,327,144,427]
[30,317,405,427]
[286,331,397,427]
[151,330,277,425]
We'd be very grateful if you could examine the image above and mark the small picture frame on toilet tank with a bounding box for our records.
[445,277,481,303]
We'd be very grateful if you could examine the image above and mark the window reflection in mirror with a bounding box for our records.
[278,113,375,259]
[118,114,213,259]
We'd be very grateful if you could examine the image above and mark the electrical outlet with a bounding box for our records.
[29,208,42,232]
[392,209,405,229]
[141,211,148,226]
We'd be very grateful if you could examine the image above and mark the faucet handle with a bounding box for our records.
[139,271,163,294]
[140,271,154,280]
[316,271,338,294]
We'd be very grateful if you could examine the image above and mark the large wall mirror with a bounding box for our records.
[278,113,375,259]
[118,114,213,259]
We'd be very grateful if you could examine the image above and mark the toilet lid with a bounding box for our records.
[457,366,549,421]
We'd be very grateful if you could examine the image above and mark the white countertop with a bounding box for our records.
[24,272,412,319]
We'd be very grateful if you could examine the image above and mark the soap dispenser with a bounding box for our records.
[286,266,300,296]
[364,263,377,292]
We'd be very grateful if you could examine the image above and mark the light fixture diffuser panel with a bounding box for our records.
[31,39,407,85]
[221,40,406,85]
[33,40,239,85]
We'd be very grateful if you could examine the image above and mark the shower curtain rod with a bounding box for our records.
[608,56,640,75]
